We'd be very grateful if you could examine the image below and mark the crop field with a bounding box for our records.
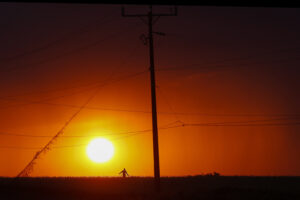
[1,176,300,200]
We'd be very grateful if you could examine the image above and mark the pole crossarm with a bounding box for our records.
[122,5,177,17]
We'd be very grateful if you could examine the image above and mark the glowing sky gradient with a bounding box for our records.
[0,3,300,177]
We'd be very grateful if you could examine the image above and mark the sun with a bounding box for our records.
[86,138,114,163]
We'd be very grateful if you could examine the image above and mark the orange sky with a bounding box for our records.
[0,4,300,177]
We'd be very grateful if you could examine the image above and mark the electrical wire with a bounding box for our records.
[3,117,300,151]
[0,124,184,150]
[15,33,144,177]
[0,70,147,110]
[185,122,300,127]
[1,116,300,139]
[0,13,119,65]
[2,84,299,117]
[157,47,300,72]
[0,118,173,138]
[0,77,109,99]
[1,21,143,74]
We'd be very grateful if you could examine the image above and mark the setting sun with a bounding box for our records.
[86,138,114,163]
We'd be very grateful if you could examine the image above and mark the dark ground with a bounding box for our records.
[0,176,299,200]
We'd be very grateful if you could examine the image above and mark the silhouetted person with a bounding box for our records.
[119,168,129,178]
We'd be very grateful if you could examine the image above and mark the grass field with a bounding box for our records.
[1,176,299,200]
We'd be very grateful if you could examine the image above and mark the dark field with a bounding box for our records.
[1,176,300,200]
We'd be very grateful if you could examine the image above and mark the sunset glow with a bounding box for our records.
[86,138,114,163]
[0,4,300,178]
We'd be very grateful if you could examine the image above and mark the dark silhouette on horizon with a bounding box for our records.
[119,168,129,178]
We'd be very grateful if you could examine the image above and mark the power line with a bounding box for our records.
[0,83,100,109]
[0,123,183,150]
[0,37,144,106]
[3,119,300,151]
[185,122,300,127]
[0,120,177,138]
[161,113,300,117]
[0,129,146,138]
[157,47,300,72]
[189,116,300,125]
[2,92,300,118]
[2,88,300,118]
[16,34,146,177]
[0,13,119,65]
[0,28,145,108]
[0,21,143,74]
[1,116,299,138]
[0,77,109,99]
[178,117,300,127]
[0,70,147,109]
[157,57,300,73]
[16,87,100,177]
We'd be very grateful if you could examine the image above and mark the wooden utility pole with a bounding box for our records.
[122,5,177,192]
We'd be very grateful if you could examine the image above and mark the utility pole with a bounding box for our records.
[122,5,177,192]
